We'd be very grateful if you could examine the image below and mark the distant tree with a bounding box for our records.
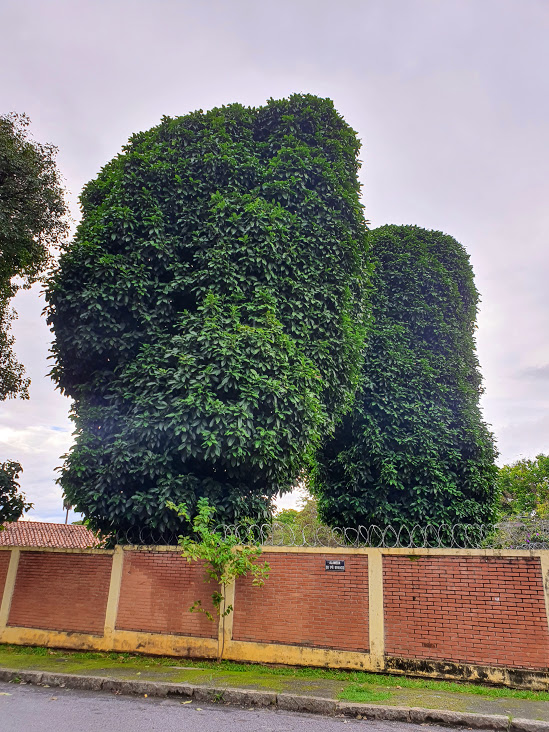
[0,112,68,399]
[273,489,335,544]
[0,461,32,525]
[46,95,369,542]
[314,224,498,528]
[275,507,300,526]
[276,490,322,528]
[497,454,549,518]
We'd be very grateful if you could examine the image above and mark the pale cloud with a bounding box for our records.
[0,424,70,457]
[0,422,74,521]
[519,365,549,382]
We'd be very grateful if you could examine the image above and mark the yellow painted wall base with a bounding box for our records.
[0,625,219,659]
[384,656,549,692]
[225,639,377,671]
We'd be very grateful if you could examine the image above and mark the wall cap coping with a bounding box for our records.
[0,546,114,555]
[1,544,548,558]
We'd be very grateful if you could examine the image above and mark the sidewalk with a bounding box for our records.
[1,645,549,730]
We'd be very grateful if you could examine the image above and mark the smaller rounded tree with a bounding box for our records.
[314,224,498,529]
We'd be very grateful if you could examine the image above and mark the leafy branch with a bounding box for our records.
[168,497,269,660]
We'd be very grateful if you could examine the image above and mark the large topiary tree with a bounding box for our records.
[46,95,369,542]
[313,224,498,529]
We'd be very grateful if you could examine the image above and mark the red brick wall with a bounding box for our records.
[384,555,549,669]
[5,547,549,674]
[116,551,217,638]
[232,552,369,651]
[0,551,11,604]
[8,551,112,635]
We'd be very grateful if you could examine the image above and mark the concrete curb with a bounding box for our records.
[1,668,549,731]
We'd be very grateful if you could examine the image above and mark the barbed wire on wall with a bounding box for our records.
[3,519,549,550]
[117,519,549,549]
[216,519,549,550]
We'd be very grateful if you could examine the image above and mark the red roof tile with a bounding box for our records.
[0,521,99,548]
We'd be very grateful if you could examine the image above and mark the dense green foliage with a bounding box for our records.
[497,454,549,518]
[0,461,32,525]
[46,95,369,541]
[0,113,67,400]
[314,225,498,528]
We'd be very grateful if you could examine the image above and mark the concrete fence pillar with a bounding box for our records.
[218,579,236,658]
[368,549,385,670]
[0,548,20,635]
[103,546,125,641]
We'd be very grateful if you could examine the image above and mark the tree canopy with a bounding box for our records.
[46,95,370,541]
[313,224,498,528]
[0,112,68,399]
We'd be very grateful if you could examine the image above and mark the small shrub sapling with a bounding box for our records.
[168,497,269,660]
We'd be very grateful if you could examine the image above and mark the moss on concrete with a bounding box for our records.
[2,642,549,719]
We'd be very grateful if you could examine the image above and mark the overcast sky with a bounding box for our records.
[1,0,548,523]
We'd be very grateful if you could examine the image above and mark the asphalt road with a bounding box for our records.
[0,680,451,732]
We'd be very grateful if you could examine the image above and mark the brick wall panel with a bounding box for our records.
[116,551,217,638]
[8,551,112,635]
[0,551,11,604]
[384,555,549,669]
[232,552,369,651]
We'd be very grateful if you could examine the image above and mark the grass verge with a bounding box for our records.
[0,644,548,702]
[339,685,392,703]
